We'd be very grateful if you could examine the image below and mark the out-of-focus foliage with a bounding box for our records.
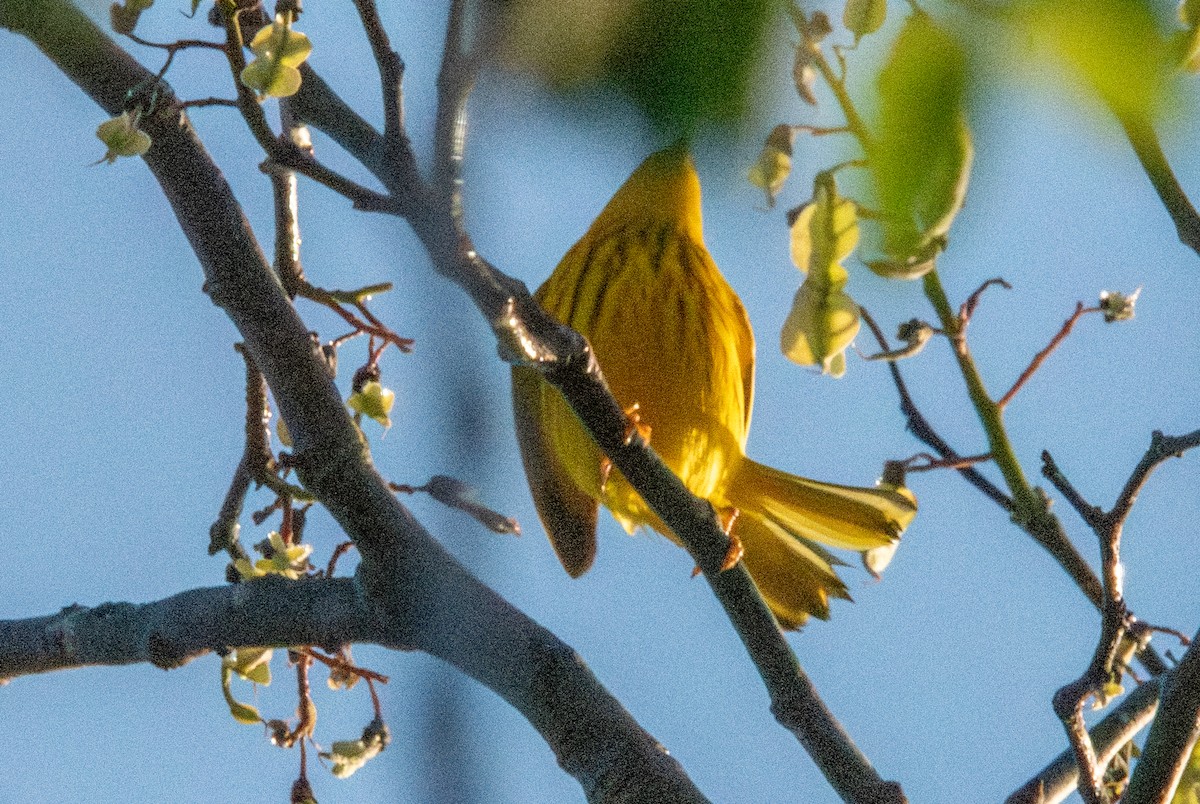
[843,0,886,43]
[495,0,774,134]
[868,11,972,272]
[748,123,795,208]
[1014,0,1177,118]
[240,13,313,99]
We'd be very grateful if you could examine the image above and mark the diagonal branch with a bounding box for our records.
[1007,676,1162,804]
[860,307,1013,510]
[1124,622,1200,804]
[1,4,709,800]
[1115,109,1200,261]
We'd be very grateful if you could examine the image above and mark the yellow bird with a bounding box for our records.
[511,147,916,629]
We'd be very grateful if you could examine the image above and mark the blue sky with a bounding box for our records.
[2,2,1199,802]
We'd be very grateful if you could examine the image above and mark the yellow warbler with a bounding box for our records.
[511,147,916,628]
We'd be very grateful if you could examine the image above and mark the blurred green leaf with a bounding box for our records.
[1016,0,1175,117]
[844,0,887,43]
[497,0,774,135]
[869,12,972,263]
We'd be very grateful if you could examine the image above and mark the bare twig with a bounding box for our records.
[998,303,1102,410]
[269,106,306,298]
[349,0,412,175]
[1039,430,1200,801]
[432,0,473,226]
[959,277,1011,325]
[217,4,399,212]
[180,97,239,109]
[1007,676,1162,804]
[859,307,1013,510]
[922,270,1105,606]
[1041,451,1105,532]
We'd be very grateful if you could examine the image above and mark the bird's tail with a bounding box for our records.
[724,458,917,629]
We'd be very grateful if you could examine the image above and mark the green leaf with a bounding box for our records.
[869,12,972,264]
[240,15,312,98]
[496,0,773,136]
[1017,0,1175,117]
[220,666,263,725]
[781,175,861,377]
[844,0,887,43]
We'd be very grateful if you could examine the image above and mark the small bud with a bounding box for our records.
[808,11,834,40]
[792,48,818,105]
[747,124,796,208]
[95,111,151,164]
[861,318,935,362]
[1099,287,1141,323]
[844,0,887,43]
[347,379,396,429]
[290,776,318,804]
[110,0,153,35]
[319,719,390,778]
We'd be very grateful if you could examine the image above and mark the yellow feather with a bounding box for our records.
[511,147,916,628]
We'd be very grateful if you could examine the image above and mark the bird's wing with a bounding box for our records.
[511,366,599,576]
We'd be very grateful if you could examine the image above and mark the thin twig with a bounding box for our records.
[998,303,1102,410]
[1109,429,1200,530]
[433,0,473,227]
[922,270,1105,605]
[859,307,1013,510]
[1041,451,1106,532]
[269,105,306,298]
[180,97,239,109]
[1038,430,1200,801]
[959,277,1011,326]
[350,0,411,173]
[218,4,398,212]
[1008,676,1162,804]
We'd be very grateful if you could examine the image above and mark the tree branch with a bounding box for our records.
[1125,624,1200,804]
[291,9,903,802]
[2,4,708,799]
[1007,676,1162,804]
[1115,109,1200,261]
[0,578,379,679]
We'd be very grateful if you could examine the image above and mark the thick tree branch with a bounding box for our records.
[1125,625,1200,804]
[0,578,379,679]
[1,4,708,800]
[287,11,901,803]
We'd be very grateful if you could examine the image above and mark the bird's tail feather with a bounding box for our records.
[726,458,917,628]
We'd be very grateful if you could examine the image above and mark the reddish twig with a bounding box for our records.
[998,303,1102,410]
